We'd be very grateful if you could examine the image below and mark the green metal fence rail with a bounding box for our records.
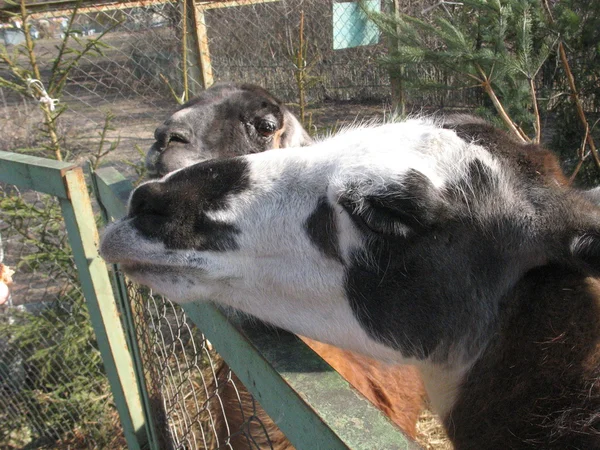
[0,151,148,449]
[93,165,418,450]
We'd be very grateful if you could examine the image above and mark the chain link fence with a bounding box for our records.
[125,281,283,449]
[1,0,479,175]
[0,185,125,449]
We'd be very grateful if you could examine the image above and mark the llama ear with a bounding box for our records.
[570,232,600,276]
[281,109,312,147]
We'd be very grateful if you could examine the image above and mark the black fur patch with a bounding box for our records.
[305,198,340,261]
[129,158,249,251]
[446,266,600,449]
[340,170,446,238]
[345,217,521,360]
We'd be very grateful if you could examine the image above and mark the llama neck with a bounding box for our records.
[444,266,600,449]
[419,363,473,420]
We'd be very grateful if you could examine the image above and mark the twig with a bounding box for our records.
[48,0,81,90]
[529,78,541,144]
[568,124,589,183]
[541,0,600,170]
[49,23,120,97]
[160,74,185,105]
[181,0,189,102]
[19,0,62,159]
[475,64,529,143]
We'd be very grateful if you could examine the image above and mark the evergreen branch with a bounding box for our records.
[49,20,122,97]
[20,0,42,81]
[0,49,31,87]
[475,63,529,142]
[48,0,81,90]
[435,17,469,51]
[0,77,29,96]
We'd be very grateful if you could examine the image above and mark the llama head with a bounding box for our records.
[101,118,600,365]
[146,83,311,178]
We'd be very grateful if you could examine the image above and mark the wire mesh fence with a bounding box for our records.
[0,184,126,449]
[124,279,287,450]
[0,0,483,176]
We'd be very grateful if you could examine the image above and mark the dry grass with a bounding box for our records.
[416,408,453,450]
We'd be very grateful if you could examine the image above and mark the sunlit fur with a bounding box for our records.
[102,117,600,449]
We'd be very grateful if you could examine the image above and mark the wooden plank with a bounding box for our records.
[91,166,161,450]
[0,150,75,199]
[191,4,214,89]
[60,167,147,450]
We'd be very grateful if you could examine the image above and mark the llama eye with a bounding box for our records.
[168,133,190,144]
[255,119,277,137]
[340,198,411,237]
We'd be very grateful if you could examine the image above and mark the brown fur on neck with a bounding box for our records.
[446,266,600,449]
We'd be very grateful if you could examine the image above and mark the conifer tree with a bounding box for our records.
[372,0,555,143]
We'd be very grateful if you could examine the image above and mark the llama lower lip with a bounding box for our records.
[120,262,163,274]
[120,262,205,275]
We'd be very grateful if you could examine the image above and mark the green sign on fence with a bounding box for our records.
[333,1,380,50]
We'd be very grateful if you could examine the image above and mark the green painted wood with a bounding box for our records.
[60,167,147,450]
[0,150,76,198]
[90,166,161,450]
[183,303,418,450]
[93,166,133,220]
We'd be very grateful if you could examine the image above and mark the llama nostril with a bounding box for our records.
[129,182,168,217]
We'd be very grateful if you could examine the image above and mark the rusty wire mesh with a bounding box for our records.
[124,279,282,449]
[0,185,125,449]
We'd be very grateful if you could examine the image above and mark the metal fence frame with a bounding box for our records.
[0,151,149,449]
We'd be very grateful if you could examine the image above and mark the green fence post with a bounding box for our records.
[59,166,147,449]
[90,166,161,450]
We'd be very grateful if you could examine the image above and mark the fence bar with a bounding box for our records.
[92,166,161,450]
[93,166,133,219]
[59,167,147,449]
[183,303,417,450]
[94,167,417,450]
[0,150,74,199]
